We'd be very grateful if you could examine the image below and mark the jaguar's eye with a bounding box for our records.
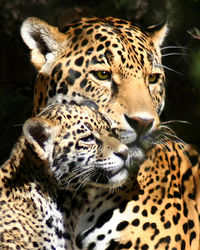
[93,71,111,80]
[80,134,95,143]
[111,128,120,139]
[149,74,160,84]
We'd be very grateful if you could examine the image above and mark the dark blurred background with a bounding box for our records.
[0,0,200,164]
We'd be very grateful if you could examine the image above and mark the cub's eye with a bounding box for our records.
[80,134,95,143]
[93,71,111,80]
[79,134,97,144]
[149,74,160,84]
[111,128,120,139]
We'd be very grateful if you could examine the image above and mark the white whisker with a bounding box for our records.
[154,63,182,75]
[161,120,191,125]
[161,46,189,51]
[161,52,186,58]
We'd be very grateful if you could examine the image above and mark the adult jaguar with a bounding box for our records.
[0,103,128,249]
[21,16,167,167]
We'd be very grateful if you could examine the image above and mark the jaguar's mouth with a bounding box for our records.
[121,129,161,167]
[90,165,129,188]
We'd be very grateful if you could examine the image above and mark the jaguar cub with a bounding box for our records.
[0,103,128,249]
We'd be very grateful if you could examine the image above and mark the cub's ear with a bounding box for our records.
[23,117,56,160]
[147,21,168,46]
[21,17,67,71]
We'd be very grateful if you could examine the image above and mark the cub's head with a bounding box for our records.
[21,16,167,166]
[23,103,128,188]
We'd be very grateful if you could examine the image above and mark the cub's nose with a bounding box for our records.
[124,115,154,136]
[114,145,129,161]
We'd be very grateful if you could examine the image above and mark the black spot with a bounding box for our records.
[48,79,57,97]
[105,239,119,250]
[164,221,171,229]
[72,36,78,43]
[133,205,140,213]
[111,80,118,96]
[125,31,132,37]
[97,234,105,240]
[106,193,115,200]
[188,220,194,229]
[175,234,181,242]
[119,200,129,213]
[80,79,87,88]
[132,219,140,226]
[116,221,129,231]
[57,69,63,81]
[91,56,98,65]
[86,47,94,55]
[88,242,96,250]
[87,215,94,222]
[58,82,68,95]
[46,217,53,228]
[151,206,157,214]
[142,209,148,217]
[96,209,114,228]
[173,212,180,225]
[99,36,107,42]
[62,25,70,33]
[183,222,188,234]
[119,241,133,249]
[155,236,171,248]
[183,201,188,217]
[95,33,102,40]
[51,63,62,77]
[74,28,82,35]
[97,44,104,51]
[105,41,111,47]
[181,240,186,250]
[132,195,139,201]
[33,242,39,247]
[115,20,128,24]
[75,56,84,67]
[66,69,81,86]
[113,196,121,203]
[141,244,149,250]
[188,154,198,166]
[143,222,150,230]
[82,39,88,46]
[190,231,196,244]
[86,28,93,34]
[55,227,63,238]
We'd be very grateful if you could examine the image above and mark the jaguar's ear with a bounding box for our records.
[23,117,56,160]
[21,17,67,71]
[147,21,168,46]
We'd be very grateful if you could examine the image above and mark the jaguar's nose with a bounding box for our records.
[114,145,129,161]
[124,115,154,136]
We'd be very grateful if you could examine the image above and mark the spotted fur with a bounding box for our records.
[72,141,200,250]
[20,16,200,249]
[0,103,128,249]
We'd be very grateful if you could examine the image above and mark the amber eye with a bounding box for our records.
[93,71,111,80]
[149,74,160,84]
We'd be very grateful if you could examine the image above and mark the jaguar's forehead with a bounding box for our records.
[58,17,159,78]
[38,104,110,132]
[63,17,146,40]
[62,17,156,55]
